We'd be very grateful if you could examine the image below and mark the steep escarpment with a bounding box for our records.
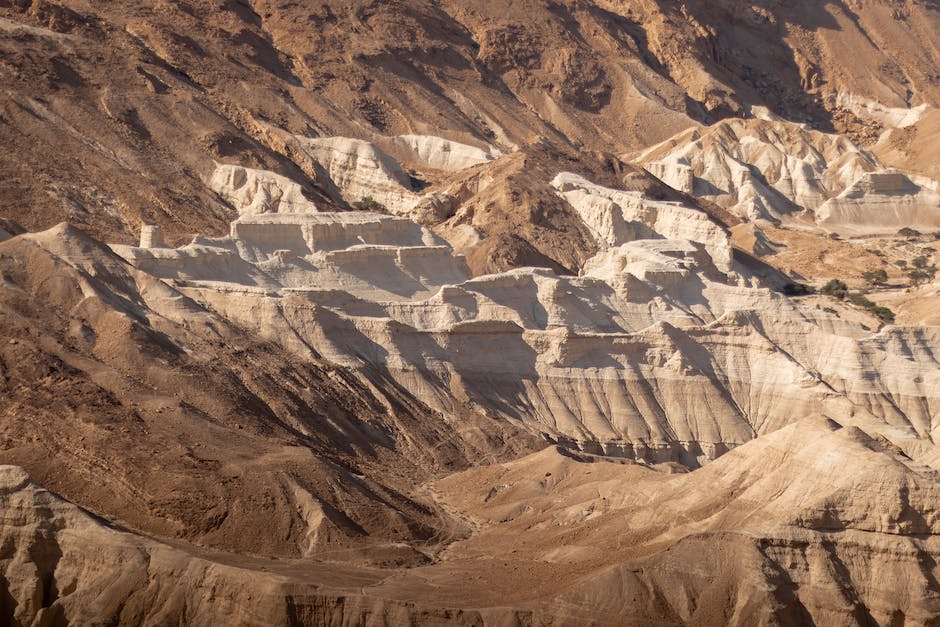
[100,185,939,467]
[2,0,939,248]
[2,1,940,625]
[0,221,539,565]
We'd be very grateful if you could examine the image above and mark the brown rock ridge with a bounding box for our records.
[2,0,939,250]
[0,221,540,564]
[4,416,940,625]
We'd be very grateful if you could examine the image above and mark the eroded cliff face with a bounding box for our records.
[100,173,939,470]
[0,220,540,567]
[0,163,933,622]
[2,0,939,252]
[3,0,940,624]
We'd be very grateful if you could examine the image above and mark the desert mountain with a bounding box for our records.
[3,0,940,263]
[2,0,940,625]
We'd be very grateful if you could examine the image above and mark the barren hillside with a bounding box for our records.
[2,1,940,625]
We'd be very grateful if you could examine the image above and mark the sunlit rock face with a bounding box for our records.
[3,0,940,623]
[104,169,940,469]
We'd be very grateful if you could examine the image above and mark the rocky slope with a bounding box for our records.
[0,220,540,565]
[2,0,940,262]
[0,177,936,622]
[6,417,940,625]
[2,0,940,625]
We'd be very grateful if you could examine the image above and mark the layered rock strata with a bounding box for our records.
[109,172,940,468]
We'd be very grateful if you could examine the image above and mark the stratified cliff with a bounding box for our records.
[2,1,940,625]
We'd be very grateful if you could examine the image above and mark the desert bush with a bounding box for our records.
[861,269,887,287]
[820,279,848,299]
[845,292,896,322]
[868,305,895,323]
[908,268,935,285]
[846,292,871,307]
[782,282,814,296]
[352,196,388,213]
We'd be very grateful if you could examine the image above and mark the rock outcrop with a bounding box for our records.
[104,188,940,468]
[631,117,879,221]
[390,134,502,171]
[817,170,940,235]
[3,1,940,624]
[297,137,421,214]
[208,164,321,216]
[551,171,733,270]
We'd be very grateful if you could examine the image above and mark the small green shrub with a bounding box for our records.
[820,279,848,299]
[870,306,896,323]
[908,268,935,285]
[352,196,388,213]
[861,269,887,287]
[782,282,814,296]
[846,292,871,307]
[841,292,896,323]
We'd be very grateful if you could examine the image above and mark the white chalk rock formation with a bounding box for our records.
[298,136,421,214]
[208,164,319,215]
[631,117,879,221]
[391,135,502,171]
[113,211,467,301]
[816,170,940,235]
[139,224,165,248]
[108,181,940,467]
[836,92,930,129]
[551,171,732,271]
